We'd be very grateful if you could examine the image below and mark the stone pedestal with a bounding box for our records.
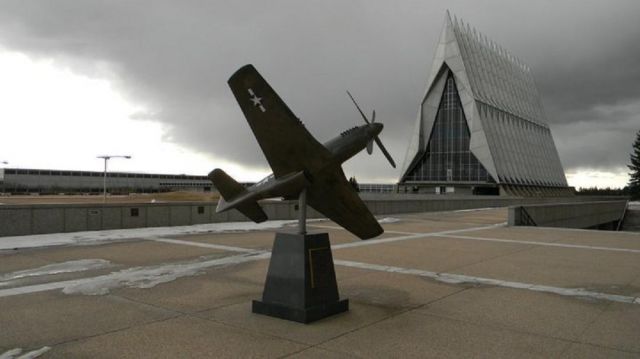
[252,232,348,323]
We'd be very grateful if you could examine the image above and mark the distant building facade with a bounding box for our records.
[398,13,571,196]
[358,183,397,193]
[0,168,399,196]
[0,168,213,194]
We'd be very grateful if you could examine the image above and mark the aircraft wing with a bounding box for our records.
[228,64,334,178]
[307,166,383,240]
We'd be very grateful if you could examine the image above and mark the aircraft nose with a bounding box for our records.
[372,122,383,135]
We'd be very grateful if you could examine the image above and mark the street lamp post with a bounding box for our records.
[97,155,131,203]
[0,161,7,194]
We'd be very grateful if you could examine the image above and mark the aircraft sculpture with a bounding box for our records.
[209,64,395,323]
[210,64,395,240]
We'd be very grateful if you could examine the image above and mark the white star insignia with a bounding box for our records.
[248,88,266,112]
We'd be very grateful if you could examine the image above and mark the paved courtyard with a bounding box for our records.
[1,207,640,358]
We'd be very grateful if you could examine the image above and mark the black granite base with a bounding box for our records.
[252,232,349,324]
[252,298,349,324]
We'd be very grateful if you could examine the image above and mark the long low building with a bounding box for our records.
[0,168,398,196]
[0,168,214,194]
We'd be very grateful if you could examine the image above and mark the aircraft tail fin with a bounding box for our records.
[208,168,268,223]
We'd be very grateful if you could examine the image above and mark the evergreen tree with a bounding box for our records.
[348,177,360,192]
[628,130,640,199]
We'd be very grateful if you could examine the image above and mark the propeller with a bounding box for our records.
[374,134,396,168]
[347,91,370,124]
[366,110,375,154]
[346,91,396,168]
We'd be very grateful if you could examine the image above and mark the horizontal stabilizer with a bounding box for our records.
[235,201,268,223]
[209,168,267,223]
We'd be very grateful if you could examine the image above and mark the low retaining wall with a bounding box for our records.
[0,196,625,237]
[621,209,640,232]
[508,200,628,229]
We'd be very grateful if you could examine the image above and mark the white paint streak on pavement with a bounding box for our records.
[309,223,416,235]
[332,223,505,249]
[148,237,257,253]
[0,259,112,281]
[334,260,640,305]
[0,349,22,359]
[0,251,269,298]
[152,223,505,253]
[442,234,640,254]
[0,220,305,251]
[453,207,496,213]
[16,346,51,359]
[3,220,640,307]
[377,217,402,224]
[0,347,50,359]
[313,222,640,254]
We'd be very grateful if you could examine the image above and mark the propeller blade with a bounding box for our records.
[366,139,374,155]
[371,110,376,123]
[374,136,396,168]
[346,90,370,124]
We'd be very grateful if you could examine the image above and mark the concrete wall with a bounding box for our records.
[0,196,626,237]
[508,200,628,229]
[621,209,640,232]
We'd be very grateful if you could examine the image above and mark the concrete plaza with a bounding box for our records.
[1,208,639,358]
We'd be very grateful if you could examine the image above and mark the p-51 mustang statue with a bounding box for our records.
[209,65,395,323]
[209,64,395,240]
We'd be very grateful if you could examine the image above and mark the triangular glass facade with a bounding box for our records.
[404,73,493,183]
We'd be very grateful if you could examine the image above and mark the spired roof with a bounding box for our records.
[400,12,568,187]
[451,16,547,126]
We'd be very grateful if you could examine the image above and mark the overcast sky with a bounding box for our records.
[0,0,638,188]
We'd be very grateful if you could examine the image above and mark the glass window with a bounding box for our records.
[404,72,493,184]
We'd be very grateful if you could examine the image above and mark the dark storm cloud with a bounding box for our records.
[0,0,638,180]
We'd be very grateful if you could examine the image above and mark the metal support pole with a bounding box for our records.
[103,158,108,203]
[298,188,307,235]
[97,155,131,204]
[0,161,7,194]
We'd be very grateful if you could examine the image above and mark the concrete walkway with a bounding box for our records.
[1,208,640,358]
